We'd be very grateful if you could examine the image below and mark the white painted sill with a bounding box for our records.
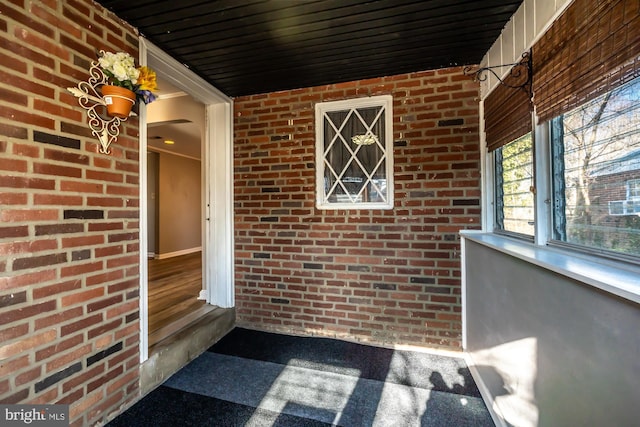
[460,231,640,304]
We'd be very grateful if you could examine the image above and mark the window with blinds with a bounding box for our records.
[482,0,640,261]
[484,54,534,238]
[495,133,535,237]
[550,75,640,257]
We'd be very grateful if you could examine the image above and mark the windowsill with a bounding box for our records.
[460,231,640,304]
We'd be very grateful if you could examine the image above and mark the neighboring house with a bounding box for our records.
[590,148,640,217]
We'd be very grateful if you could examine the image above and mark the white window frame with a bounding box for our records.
[477,100,640,309]
[482,80,640,264]
[315,95,394,210]
[627,179,640,201]
[493,132,535,239]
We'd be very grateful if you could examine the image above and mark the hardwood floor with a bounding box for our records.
[148,251,207,347]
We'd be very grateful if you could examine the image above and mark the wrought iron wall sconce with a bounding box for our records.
[67,53,134,155]
[464,51,532,97]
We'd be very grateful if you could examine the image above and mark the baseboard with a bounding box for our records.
[157,246,202,260]
[147,252,156,259]
[464,352,508,427]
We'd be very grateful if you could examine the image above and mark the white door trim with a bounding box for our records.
[138,38,234,363]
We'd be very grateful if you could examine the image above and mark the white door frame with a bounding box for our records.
[138,39,234,362]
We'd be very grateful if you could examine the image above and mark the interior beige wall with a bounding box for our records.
[147,151,159,255]
[148,93,205,257]
[158,153,202,255]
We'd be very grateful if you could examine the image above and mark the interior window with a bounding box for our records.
[494,132,535,237]
[315,96,394,209]
[550,76,640,257]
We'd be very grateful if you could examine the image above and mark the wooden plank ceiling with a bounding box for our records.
[97,0,523,97]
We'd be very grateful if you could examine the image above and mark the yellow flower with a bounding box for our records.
[137,66,158,91]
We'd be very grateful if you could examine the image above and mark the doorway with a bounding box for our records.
[145,83,208,348]
[139,39,234,362]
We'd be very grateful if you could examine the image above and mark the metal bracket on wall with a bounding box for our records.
[67,53,131,155]
[463,51,532,97]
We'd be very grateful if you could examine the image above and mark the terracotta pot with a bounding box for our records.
[101,85,135,119]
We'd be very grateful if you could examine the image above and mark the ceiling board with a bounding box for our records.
[97,0,523,97]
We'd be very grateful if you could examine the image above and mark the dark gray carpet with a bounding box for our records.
[108,328,494,427]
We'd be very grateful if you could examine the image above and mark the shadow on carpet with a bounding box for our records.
[108,328,494,427]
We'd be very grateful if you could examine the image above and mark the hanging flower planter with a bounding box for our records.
[67,50,158,154]
[101,84,136,118]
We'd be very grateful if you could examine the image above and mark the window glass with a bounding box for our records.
[551,76,640,257]
[495,133,535,236]
[628,179,640,200]
[315,96,393,209]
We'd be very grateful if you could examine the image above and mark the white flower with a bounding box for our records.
[99,51,139,85]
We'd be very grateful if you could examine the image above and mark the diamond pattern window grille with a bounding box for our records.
[315,96,393,209]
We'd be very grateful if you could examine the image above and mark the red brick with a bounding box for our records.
[12,142,40,157]
[60,313,103,337]
[60,180,104,193]
[12,252,66,270]
[0,176,55,190]
[0,329,57,359]
[86,269,124,287]
[33,162,82,178]
[0,193,28,205]
[61,288,105,308]
[2,300,57,324]
[88,318,121,339]
[33,194,83,205]
[87,197,123,207]
[61,235,104,248]
[46,344,91,372]
[0,70,55,99]
[35,306,83,330]
[0,34,55,69]
[43,149,89,165]
[0,269,56,292]
[106,254,138,268]
[30,3,82,39]
[86,170,123,182]
[62,363,105,394]
[15,366,42,386]
[0,239,57,256]
[33,279,82,299]
[0,355,30,377]
[1,208,59,222]
[0,122,28,139]
[0,323,29,342]
[114,323,137,341]
[14,25,69,60]
[106,300,137,320]
[2,387,29,404]
[0,87,28,106]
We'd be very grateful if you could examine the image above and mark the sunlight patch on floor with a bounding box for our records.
[246,360,360,427]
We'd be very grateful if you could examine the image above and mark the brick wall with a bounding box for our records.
[234,67,481,350]
[0,1,141,425]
